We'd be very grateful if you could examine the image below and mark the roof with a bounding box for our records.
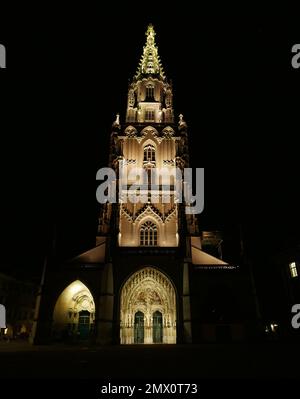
[69,237,106,264]
[191,236,228,266]
[135,24,166,80]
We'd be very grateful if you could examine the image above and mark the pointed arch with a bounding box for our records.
[135,205,163,224]
[143,143,156,162]
[139,220,158,246]
[140,126,159,139]
[52,280,95,341]
[120,267,177,344]
[125,125,137,137]
[138,127,162,145]
[142,137,158,153]
[162,126,175,138]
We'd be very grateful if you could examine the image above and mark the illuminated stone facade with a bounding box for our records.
[99,25,198,250]
[31,25,257,346]
[120,267,176,344]
[52,281,95,340]
[96,25,197,344]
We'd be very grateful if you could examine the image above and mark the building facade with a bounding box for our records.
[31,25,257,345]
[0,272,36,339]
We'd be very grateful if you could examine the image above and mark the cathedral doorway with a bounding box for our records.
[120,267,176,344]
[134,311,144,343]
[78,310,91,340]
[153,310,163,343]
[53,280,95,341]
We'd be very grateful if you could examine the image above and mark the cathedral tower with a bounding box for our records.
[31,25,254,346]
[97,24,198,344]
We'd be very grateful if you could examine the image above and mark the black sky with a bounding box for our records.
[1,11,299,278]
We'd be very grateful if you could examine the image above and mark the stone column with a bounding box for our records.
[144,313,152,344]
[163,315,169,344]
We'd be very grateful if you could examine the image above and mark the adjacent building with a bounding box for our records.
[0,272,36,339]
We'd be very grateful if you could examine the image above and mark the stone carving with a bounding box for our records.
[120,267,176,344]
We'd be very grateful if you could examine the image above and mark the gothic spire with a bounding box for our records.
[135,24,166,80]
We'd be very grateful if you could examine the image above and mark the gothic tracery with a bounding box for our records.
[120,267,177,344]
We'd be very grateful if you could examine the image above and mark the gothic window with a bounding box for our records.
[140,221,158,246]
[145,110,155,121]
[143,144,156,162]
[289,262,298,278]
[146,85,154,100]
[128,89,135,107]
[165,90,172,107]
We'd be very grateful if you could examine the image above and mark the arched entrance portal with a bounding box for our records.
[120,267,176,344]
[134,311,144,343]
[153,310,163,343]
[53,280,95,341]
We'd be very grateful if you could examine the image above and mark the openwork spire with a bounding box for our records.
[135,24,166,80]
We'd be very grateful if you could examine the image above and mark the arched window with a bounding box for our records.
[143,144,156,162]
[140,221,158,246]
[146,85,154,100]
[145,110,155,121]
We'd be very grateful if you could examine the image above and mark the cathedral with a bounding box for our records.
[31,25,257,345]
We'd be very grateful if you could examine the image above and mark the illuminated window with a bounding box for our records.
[140,221,158,246]
[146,86,154,99]
[289,262,298,278]
[143,144,155,162]
[145,110,155,121]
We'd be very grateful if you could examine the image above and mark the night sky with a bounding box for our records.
[1,11,299,282]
